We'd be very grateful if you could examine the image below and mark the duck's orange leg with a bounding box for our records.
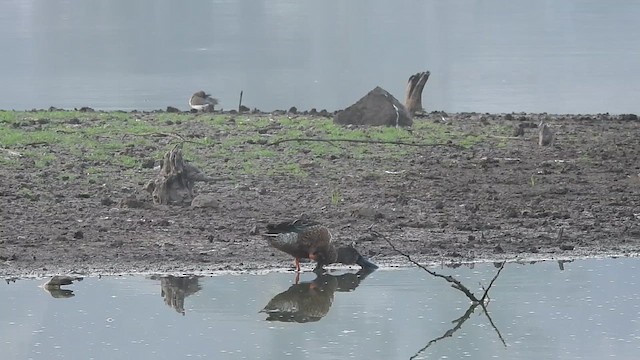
[294,257,301,272]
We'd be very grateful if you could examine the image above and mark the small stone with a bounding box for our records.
[560,244,575,251]
[140,158,156,169]
[73,231,84,239]
[155,219,170,227]
[191,194,220,209]
[118,197,150,209]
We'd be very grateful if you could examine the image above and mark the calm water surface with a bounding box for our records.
[1,0,639,113]
[2,258,639,359]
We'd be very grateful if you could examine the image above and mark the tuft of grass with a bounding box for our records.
[330,188,342,205]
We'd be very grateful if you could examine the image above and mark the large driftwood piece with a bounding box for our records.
[404,71,430,115]
[149,144,207,205]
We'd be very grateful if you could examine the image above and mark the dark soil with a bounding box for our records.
[2,112,640,277]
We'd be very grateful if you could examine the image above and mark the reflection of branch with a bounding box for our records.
[410,303,479,360]
[481,305,507,347]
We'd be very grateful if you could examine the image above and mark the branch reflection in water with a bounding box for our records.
[149,275,202,316]
[261,267,376,323]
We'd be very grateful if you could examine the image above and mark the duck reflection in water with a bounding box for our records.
[261,267,376,323]
[41,275,83,299]
[150,275,202,315]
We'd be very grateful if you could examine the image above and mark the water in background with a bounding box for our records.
[1,0,639,113]
[3,258,640,359]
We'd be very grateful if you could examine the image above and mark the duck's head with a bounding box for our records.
[336,245,378,269]
[193,90,207,98]
[309,245,337,266]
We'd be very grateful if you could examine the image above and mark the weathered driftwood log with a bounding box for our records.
[404,71,430,115]
[148,144,208,205]
[538,121,554,146]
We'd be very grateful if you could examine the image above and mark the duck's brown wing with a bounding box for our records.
[266,231,309,259]
[265,223,331,259]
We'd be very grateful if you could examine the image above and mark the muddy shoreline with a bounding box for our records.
[1,110,639,278]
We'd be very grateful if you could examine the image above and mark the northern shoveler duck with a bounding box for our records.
[263,217,378,272]
[189,90,218,112]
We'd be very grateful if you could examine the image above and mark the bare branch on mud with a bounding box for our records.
[24,141,50,147]
[486,135,527,140]
[268,137,463,148]
[122,132,207,146]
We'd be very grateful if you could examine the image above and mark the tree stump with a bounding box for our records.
[148,144,208,205]
[404,71,430,115]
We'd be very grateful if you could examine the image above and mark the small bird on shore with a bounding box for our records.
[263,216,378,272]
[189,90,218,112]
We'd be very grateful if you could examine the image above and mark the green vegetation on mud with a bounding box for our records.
[0,110,512,182]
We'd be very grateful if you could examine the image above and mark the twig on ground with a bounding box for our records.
[121,132,207,146]
[268,137,463,148]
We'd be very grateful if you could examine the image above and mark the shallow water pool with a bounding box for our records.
[3,258,639,359]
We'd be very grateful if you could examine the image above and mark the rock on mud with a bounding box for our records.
[334,86,412,127]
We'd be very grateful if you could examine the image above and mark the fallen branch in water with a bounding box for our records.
[268,137,463,148]
[372,230,502,302]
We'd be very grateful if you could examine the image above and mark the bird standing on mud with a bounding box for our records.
[263,216,378,272]
[189,90,218,112]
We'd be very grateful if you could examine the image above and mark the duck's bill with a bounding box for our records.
[356,255,379,269]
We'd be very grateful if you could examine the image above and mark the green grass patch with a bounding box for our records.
[0,110,517,182]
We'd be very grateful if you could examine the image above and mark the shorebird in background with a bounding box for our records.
[189,90,218,112]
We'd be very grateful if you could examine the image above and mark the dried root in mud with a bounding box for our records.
[146,143,209,205]
[538,121,555,146]
[404,71,430,115]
